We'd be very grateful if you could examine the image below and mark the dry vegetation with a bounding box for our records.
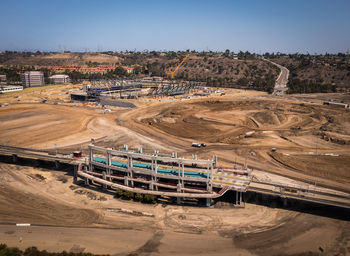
[271,54,350,91]
[0,52,120,66]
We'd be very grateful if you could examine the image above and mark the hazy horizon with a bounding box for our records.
[1,0,350,54]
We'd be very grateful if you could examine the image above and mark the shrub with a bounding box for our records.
[142,194,157,204]
[134,193,143,202]
[123,191,134,200]
[115,189,123,198]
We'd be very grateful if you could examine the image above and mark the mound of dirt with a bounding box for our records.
[139,99,349,146]
[270,152,350,184]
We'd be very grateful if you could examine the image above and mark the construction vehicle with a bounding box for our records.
[168,54,190,80]
[192,142,206,148]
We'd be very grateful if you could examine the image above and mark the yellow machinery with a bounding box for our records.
[168,53,190,79]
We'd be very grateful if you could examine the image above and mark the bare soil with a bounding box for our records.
[0,87,350,254]
[0,163,349,255]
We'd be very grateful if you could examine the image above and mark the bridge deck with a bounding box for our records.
[1,144,349,208]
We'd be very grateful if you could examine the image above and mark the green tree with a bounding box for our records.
[142,194,157,204]
[134,193,143,201]
[223,49,230,57]
[114,66,127,77]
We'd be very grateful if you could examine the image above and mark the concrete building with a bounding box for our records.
[49,74,70,84]
[21,71,44,87]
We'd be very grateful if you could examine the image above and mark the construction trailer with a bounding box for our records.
[0,85,23,93]
[75,145,252,206]
[323,101,349,108]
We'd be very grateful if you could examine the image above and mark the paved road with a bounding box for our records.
[264,58,290,95]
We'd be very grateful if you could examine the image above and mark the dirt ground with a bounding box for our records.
[0,86,350,254]
[0,163,349,255]
[126,93,350,191]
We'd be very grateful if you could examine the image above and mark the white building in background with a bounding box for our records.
[21,71,44,87]
[0,74,6,83]
[49,74,70,84]
[0,85,23,93]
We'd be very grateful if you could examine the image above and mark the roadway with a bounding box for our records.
[1,144,350,209]
[264,58,290,95]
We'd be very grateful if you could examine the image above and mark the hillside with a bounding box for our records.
[119,52,279,90]
[0,52,120,66]
[2,51,350,93]
[0,51,279,92]
[270,54,350,93]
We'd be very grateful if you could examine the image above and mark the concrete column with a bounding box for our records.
[85,177,89,186]
[154,160,157,185]
[209,163,213,193]
[73,165,77,183]
[177,197,182,205]
[12,154,17,163]
[176,183,182,205]
[55,160,60,169]
[206,163,209,183]
[181,162,184,187]
[124,176,129,186]
[102,171,107,190]
[129,156,134,187]
[155,159,158,174]
[205,198,212,207]
[235,191,238,205]
[89,147,93,171]
[107,150,111,181]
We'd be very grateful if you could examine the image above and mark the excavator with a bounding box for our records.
[168,53,190,80]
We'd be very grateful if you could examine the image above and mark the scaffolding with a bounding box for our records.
[75,145,252,206]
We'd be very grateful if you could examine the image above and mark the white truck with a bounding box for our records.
[191,142,206,148]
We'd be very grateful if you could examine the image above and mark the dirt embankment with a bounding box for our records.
[0,162,349,255]
[132,98,350,187]
[140,99,349,144]
[0,164,99,226]
[0,103,125,149]
[270,153,350,183]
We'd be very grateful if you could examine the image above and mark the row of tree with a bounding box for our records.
[0,244,108,256]
[287,78,337,93]
[115,189,157,204]
[0,65,139,83]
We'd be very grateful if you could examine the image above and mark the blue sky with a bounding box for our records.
[1,0,349,53]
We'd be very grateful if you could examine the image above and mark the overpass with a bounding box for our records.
[0,144,349,209]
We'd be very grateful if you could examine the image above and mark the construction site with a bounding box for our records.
[75,78,201,97]
[0,53,350,255]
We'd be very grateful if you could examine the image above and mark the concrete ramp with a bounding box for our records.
[100,99,136,108]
